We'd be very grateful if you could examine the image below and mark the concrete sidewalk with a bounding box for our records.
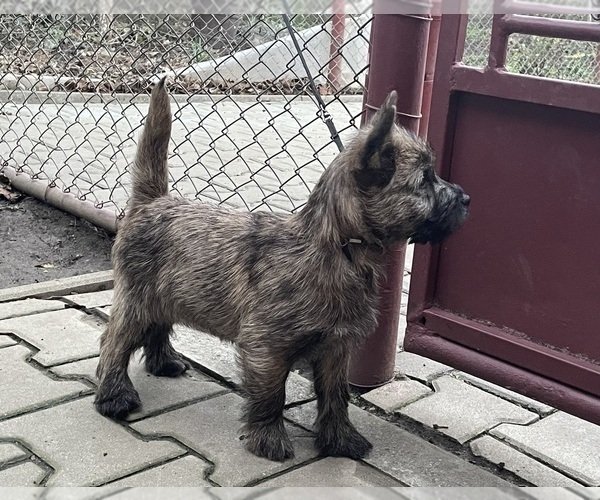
[0,265,599,492]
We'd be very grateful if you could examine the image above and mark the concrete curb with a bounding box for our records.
[0,270,113,303]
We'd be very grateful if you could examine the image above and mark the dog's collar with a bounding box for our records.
[341,238,363,262]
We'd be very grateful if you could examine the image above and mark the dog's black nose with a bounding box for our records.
[461,193,471,207]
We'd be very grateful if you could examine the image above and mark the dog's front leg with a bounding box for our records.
[238,344,294,461]
[312,342,372,459]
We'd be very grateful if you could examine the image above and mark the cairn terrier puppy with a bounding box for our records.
[95,78,470,461]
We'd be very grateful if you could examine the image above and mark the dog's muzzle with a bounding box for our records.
[409,181,470,245]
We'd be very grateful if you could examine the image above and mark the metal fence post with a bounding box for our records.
[348,11,432,388]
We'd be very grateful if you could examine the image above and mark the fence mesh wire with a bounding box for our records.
[0,13,371,218]
[2,13,599,225]
[464,13,600,85]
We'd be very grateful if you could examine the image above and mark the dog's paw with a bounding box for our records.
[244,424,295,462]
[94,388,141,420]
[316,426,373,459]
[147,357,189,377]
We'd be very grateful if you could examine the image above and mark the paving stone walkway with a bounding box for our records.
[0,265,599,495]
[0,93,363,215]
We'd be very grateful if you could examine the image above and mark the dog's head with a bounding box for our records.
[349,91,470,246]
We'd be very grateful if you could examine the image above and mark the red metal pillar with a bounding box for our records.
[348,12,432,388]
[328,0,346,92]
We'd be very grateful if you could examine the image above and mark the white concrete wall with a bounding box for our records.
[157,17,370,89]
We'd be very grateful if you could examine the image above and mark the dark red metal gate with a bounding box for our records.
[405,14,600,424]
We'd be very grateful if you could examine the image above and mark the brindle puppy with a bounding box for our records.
[95,78,470,461]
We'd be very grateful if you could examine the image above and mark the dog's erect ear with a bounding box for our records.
[355,91,397,190]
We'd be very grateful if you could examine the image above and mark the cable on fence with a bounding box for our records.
[281,2,345,153]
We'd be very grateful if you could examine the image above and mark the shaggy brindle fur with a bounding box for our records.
[94,78,470,462]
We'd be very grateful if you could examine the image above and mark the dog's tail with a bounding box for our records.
[130,77,172,208]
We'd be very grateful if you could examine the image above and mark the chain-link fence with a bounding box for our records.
[0,13,371,225]
[464,14,600,85]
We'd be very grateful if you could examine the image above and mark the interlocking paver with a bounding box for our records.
[173,326,315,405]
[95,307,111,321]
[42,488,122,500]
[491,412,600,486]
[457,373,554,416]
[521,487,588,500]
[0,309,104,366]
[0,298,64,320]
[50,355,228,420]
[0,443,28,465]
[108,456,211,487]
[470,436,582,487]
[362,380,432,412]
[62,290,113,309]
[397,376,538,443]
[132,392,318,486]
[0,270,113,303]
[259,458,401,487]
[284,402,509,487]
[394,351,452,383]
[0,488,43,500]
[0,335,17,348]
[0,462,47,486]
[394,487,526,499]
[569,487,600,499]
[233,487,403,499]
[0,397,185,486]
[0,344,89,419]
[109,489,216,500]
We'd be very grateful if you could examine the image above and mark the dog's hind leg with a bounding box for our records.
[238,343,294,461]
[143,323,190,377]
[94,300,144,419]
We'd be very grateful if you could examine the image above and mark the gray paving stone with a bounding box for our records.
[173,326,315,405]
[0,270,113,303]
[50,355,228,420]
[37,486,122,500]
[0,298,64,320]
[491,412,600,486]
[470,436,583,487]
[396,315,408,345]
[259,458,401,487]
[0,462,47,486]
[236,487,402,499]
[362,380,432,412]
[520,487,587,500]
[284,402,509,487]
[569,487,600,499]
[95,306,111,321]
[63,290,113,309]
[394,351,452,382]
[110,488,213,499]
[0,309,104,366]
[108,456,211,487]
[0,443,28,465]
[0,344,90,419]
[457,372,555,416]
[397,376,538,443]
[0,397,185,486]
[394,487,525,499]
[404,243,414,273]
[42,488,123,500]
[400,292,409,318]
[0,489,42,500]
[0,335,17,348]
[132,392,318,486]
